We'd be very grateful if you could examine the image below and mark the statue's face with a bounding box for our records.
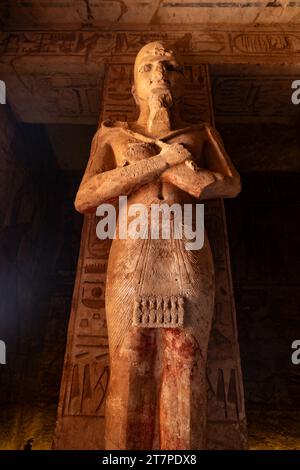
[134,43,185,105]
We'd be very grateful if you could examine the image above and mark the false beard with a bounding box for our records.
[147,87,173,135]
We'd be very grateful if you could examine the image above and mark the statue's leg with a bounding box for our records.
[160,328,207,450]
[105,328,157,450]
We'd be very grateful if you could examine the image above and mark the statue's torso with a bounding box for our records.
[101,122,214,351]
[106,121,206,207]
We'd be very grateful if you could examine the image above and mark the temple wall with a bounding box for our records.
[0,109,82,449]
[0,118,299,449]
[1,0,300,451]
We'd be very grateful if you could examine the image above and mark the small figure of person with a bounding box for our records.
[23,438,34,450]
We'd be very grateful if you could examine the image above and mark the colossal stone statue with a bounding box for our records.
[74,41,241,450]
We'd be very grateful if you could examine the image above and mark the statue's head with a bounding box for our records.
[132,41,185,107]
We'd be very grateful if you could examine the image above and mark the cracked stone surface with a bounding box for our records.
[1,0,300,28]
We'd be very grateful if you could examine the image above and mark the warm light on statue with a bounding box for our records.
[74,41,241,450]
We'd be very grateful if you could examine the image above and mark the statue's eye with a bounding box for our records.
[140,63,152,72]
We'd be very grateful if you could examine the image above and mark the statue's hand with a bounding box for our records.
[184,159,224,181]
[159,143,192,167]
[184,159,199,172]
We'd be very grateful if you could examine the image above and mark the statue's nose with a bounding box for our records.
[152,62,166,81]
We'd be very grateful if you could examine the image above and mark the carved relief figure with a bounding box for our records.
[74,41,241,450]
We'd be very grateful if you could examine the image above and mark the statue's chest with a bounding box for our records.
[112,137,159,167]
[111,131,203,167]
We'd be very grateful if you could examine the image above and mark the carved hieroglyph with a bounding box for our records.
[2,26,300,124]
[54,48,247,449]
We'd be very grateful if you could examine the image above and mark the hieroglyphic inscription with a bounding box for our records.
[59,215,110,419]
[2,29,300,59]
[232,33,300,55]
[212,75,298,122]
[2,28,300,124]
[205,200,247,449]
